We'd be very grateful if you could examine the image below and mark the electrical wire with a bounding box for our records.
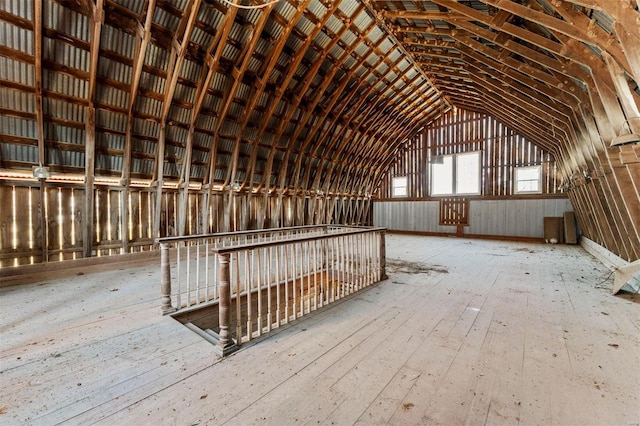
[218,0,282,10]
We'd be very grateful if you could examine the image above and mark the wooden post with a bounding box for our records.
[160,242,175,314]
[217,253,238,355]
[379,229,387,280]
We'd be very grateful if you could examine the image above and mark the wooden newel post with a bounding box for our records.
[379,230,387,280]
[217,253,238,356]
[160,242,175,314]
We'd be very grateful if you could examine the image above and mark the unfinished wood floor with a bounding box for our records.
[1,234,639,425]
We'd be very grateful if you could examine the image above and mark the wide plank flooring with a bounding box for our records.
[1,234,639,425]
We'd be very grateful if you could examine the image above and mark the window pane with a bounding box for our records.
[392,176,407,197]
[431,155,453,195]
[517,179,540,192]
[515,166,541,193]
[456,152,480,194]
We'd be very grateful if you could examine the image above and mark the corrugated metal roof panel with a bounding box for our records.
[195,114,216,131]
[96,85,129,109]
[193,131,210,148]
[369,27,384,44]
[354,42,369,58]
[217,139,235,154]
[387,47,401,62]
[96,109,126,132]
[96,132,125,151]
[131,158,155,175]
[135,95,162,117]
[325,15,344,34]
[221,121,240,135]
[173,83,194,103]
[0,116,37,138]
[222,43,241,62]
[49,149,86,168]
[0,20,33,55]
[190,26,213,46]
[145,43,170,69]
[112,0,143,14]
[1,0,33,20]
[166,125,187,142]
[180,59,200,82]
[139,71,165,94]
[153,8,179,30]
[275,1,297,22]
[0,87,35,113]
[207,95,222,113]
[354,10,373,32]
[46,123,85,144]
[132,118,159,138]
[307,0,328,19]
[296,15,315,37]
[101,26,135,57]
[44,98,85,122]
[133,138,157,155]
[168,104,191,124]
[163,161,179,178]
[43,38,89,71]
[211,73,228,92]
[339,0,359,18]
[43,70,88,99]
[45,1,89,41]
[1,143,38,164]
[95,154,123,171]
[0,56,34,85]
[98,57,131,83]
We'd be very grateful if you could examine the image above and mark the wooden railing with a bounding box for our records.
[157,225,387,356]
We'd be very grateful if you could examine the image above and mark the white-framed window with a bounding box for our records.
[392,176,408,197]
[431,151,481,196]
[514,165,542,194]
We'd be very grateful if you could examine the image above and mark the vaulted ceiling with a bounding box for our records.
[0,0,638,203]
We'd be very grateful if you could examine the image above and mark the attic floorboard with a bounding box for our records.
[1,234,638,425]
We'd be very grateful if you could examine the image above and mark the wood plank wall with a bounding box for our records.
[0,183,371,268]
[377,109,560,199]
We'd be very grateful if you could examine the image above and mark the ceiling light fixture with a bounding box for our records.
[32,165,50,179]
[611,117,640,147]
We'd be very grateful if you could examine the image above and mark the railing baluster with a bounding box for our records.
[292,243,297,320]
[235,252,242,343]
[257,246,263,337]
[266,246,272,332]
[205,240,210,302]
[196,242,200,303]
[160,242,174,314]
[284,243,290,323]
[246,249,252,342]
[217,252,237,355]
[176,243,182,309]
[275,244,281,328]
[186,242,191,308]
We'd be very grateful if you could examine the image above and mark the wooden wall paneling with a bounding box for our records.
[18,186,33,262]
[0,186,14,266]
[59,187,74,259]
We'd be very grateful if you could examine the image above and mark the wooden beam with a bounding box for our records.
[83,0,104,259]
